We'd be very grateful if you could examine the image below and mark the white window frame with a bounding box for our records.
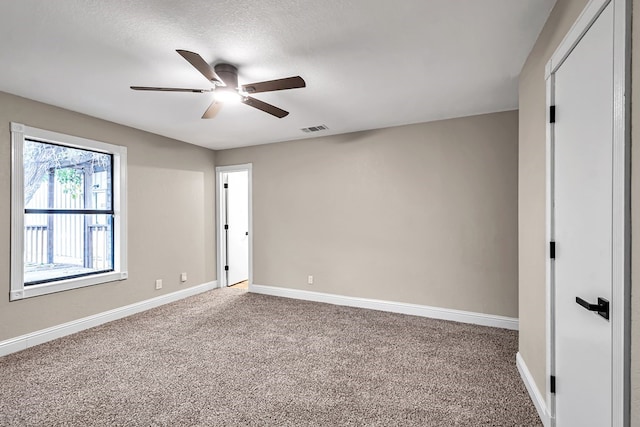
[10,123,128,300]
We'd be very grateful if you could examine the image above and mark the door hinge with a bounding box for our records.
[224,265,229,271]
[550,241,556,259]
[224,183,228,189]
[224,224,229,230]
[550,375,556,394]
[549,105,556,123]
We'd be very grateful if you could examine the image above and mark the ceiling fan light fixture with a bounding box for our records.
[215,88,242,104]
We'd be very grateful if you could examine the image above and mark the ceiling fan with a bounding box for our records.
[131,49,306,119]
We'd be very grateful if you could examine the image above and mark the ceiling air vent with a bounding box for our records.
[301,124,328,133]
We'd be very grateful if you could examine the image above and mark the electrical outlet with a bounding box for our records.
[180,272,187,282]
[155,279,162,290]
[307,275,313,285]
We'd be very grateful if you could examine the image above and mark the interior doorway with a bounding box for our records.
[545,0,629,425]
[216,164,252,289]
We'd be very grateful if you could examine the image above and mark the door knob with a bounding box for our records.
[575,296,609,320]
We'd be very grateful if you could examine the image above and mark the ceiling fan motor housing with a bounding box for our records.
[214,63,239,89]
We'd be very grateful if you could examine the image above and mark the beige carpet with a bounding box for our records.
[0,288,541,426]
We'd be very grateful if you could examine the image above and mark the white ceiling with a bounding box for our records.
[0,0,556,150]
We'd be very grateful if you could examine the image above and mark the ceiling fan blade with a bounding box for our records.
[202,100,223,119]
[241,76,306,94]
[242,96,289,118]
[176,50,224,85]
[130,86,212,93]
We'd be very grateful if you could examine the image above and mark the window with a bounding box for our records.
[11,123,127,300]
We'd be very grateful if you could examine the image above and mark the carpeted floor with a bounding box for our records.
[0,288,541,426]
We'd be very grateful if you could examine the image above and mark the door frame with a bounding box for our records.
[544,0,630,425]
[216,163,253,289]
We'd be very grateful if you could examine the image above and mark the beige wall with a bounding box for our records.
[520,0,639,422]
[217,111,519,317]
[0,92,217,342]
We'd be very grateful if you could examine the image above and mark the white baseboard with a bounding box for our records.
[516,352,551,426]
[249,284,518,330]
[0,280,218,358]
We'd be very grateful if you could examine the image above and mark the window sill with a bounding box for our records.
[10,271,128,301]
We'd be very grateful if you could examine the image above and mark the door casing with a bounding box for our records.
[216,164,253,289]
[544,0,630,425]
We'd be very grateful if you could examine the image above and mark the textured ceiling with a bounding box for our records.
[0,0,555,150]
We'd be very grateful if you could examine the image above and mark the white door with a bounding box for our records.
[225,171,249,286]
[553,2,613,425]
